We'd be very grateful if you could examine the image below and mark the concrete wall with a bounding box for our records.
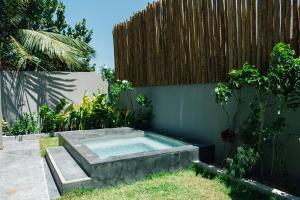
[0,71,107,122]
[124,84,239,162]
[122,84,300,180]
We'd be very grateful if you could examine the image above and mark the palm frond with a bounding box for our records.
[42,31,95,55]
[17,29,94,68]
[3,36,41,70]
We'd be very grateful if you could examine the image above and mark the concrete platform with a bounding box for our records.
[46,147,91,194]
[0,137,50,200]
[47,128,213,194]
[59,129,200,190]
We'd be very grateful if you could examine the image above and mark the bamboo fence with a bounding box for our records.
[113,0,300,86]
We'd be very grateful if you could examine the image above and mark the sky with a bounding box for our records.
[62,0,154,70]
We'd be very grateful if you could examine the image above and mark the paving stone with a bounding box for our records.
[0,137,59,200]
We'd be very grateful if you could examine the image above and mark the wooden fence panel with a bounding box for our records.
[113,0,300,87]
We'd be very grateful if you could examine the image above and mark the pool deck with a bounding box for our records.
[0,136,60,200]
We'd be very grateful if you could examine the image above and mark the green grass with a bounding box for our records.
[39,136,59,157]
[39,137,275,200]
[60,170,232,200]
[60,170,274,200]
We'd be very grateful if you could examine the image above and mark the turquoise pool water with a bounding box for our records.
[83,133,186,159]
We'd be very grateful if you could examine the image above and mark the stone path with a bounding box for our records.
[0,136,60,200]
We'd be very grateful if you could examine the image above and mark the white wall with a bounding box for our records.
[1,71,107,122]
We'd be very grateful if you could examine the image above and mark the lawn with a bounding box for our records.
[40,136,59,157]
[60,170,275,200]
[40,137,274,200]
[61,171,231,200]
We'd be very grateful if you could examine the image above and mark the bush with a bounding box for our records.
[39,105,56,134]
[5,67,153,135]
[37,67,153,133]
[215,43,300,178]
[2,120,8,133]
[101,67,153,129]
[7,113,39,136]
[226,146,260,178]
[135,94,153,129]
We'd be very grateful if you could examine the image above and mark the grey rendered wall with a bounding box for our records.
[1,71,107,122]
[124,83,240,162]
[123,83,300,180]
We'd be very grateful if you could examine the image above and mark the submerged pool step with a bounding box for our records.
[46,147,92,194]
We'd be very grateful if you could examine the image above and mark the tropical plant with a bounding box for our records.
[54,98,70,132]
[101,65,115,84]
[0,0,95,71]
[2,120,8,133]
[100,67,137,127]
[39,105,56,134]
[40,98,72,133]
[68,104,80,130]
[136,94,153,129]
[137,94,152,112]
[100,67,153,129]
[37,68,153,132]
[89,93,109,129]
[55,98,68,114]
[7,113,39,136]
[215,43,300,178]
[78,95,93,130]
[226,146,260,178]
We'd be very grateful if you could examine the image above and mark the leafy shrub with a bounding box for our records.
[55,98,68,114]
[55,98,70,132]
[7,113,39,136]
[226,146,260,178]
[38,67,153,132]
[135,94,153,129]
[215,84,232,105]
[101,65,115,84]
[89,93,109,128]
[39,105,56,134]
[100,67,152,129]
[68,104,81,130]
[40,99,73,133]
[2,120,8,133]
[215,43,300,178]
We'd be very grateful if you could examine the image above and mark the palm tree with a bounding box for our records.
[0,0,95,148]
[0,0,95,71]
[3,29,95,70]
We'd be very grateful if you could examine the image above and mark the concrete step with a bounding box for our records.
[45,147,91,194]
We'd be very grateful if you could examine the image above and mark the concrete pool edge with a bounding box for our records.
[58,128,200,176]
[50,128,214,193]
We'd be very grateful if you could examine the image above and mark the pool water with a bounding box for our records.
[83,134,186,159]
